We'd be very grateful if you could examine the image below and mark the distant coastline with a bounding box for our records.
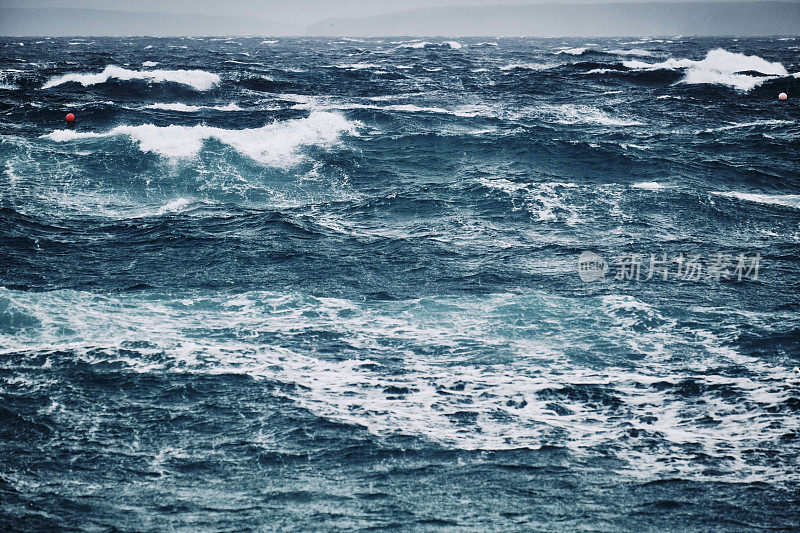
[2,2,799,37]
[307,2,800,37]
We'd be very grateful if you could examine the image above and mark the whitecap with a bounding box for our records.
[711,191,800,209]
[290,99,493,119]
[606,48,654,57]
[335,63,382,70]
[697,119,794,133]
[42,111,357,167]
[540,104,643,127]
[397,41,429,49]
[157,198,193,215]
[42,65,221,91]
[624,49,788,91]
[556,47,588,55]
[144,102,243,112]
[631,181,666,190]
[500,62,557,71]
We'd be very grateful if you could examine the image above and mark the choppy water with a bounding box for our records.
[1,36,799,531]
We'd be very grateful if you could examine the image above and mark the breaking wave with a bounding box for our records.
[144,102,243,112]
[395,40,463,50]
[42,65,221,91]
[623,48,788,91]
[712,191,800,209]
[556,47,589,55]
[41,111,357,167]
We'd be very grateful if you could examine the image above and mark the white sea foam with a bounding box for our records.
[42,65,221,91]
[500,62,557,71]
[2,287,796,484]
[556,47,587,55]
[541,104,644,127]
[0,71,20,90]
[142,61,158,67]
[697,119,794,133]
[632,181,667,190]
[477,177,589,223]
[335,63,382,70]
[282,96,494,119]
[711,191,800,209]
[397,41,430,49]
[157,198,193,214]
[606,48,654,57]
[144,102,243,112]
[42,111,356,167]
[624,48,788,91]
[383,103,490,117]
[444,41,463,50]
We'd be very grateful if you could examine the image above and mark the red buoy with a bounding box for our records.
[65,113,75,122]
[778,93,788,101]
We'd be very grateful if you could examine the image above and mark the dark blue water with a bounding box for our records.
[1,36,799,531]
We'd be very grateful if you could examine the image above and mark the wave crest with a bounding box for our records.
[624,48,788,91]
[42,111,356,167]
[144,102,242,112]
[712,191,800,209]
[42,65,221,91]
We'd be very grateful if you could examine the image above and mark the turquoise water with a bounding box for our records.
[1,36,799,530]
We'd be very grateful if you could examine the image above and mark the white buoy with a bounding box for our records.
[779,92,788,101]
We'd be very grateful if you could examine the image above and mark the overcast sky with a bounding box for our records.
[1,0,769,25]
[2,0,796,36]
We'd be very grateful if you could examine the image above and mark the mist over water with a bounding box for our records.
[1,36,799,530]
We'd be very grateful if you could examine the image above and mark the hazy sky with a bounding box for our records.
[3,0,796,36]
[1,0,766,25]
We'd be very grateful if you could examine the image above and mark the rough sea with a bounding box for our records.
[1,36,799,531]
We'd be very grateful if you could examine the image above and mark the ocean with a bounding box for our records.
[1,36,799,530]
